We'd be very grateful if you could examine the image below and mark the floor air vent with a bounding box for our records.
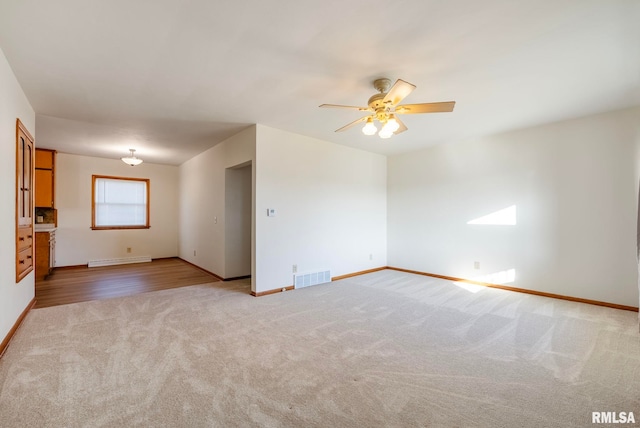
[294,270,331,289]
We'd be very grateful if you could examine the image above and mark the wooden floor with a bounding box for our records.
[35,258,223,308]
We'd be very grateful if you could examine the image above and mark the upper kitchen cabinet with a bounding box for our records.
[35,148,56,208]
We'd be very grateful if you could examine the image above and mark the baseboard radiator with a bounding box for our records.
[294,269,331,289]
[88,256,152,268]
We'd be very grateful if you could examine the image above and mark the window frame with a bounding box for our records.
[91,175,150,230]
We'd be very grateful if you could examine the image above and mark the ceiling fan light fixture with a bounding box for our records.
[121,149,143,166]
[362,117,377,136]
[384,114,400,133]
[379,128,393,139]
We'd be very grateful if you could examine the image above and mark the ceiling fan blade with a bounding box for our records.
[335,116,369,132]
[383,79,416,106]
[319,104,371,111]
[395,101,456,114]
[394,116,408,134]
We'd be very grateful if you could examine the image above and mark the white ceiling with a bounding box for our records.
[1,0,638,165]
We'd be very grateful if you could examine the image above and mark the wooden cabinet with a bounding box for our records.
[35,148,56,208]
[35,230,55,280]
[16,119,35,282]
[17,227,34,279]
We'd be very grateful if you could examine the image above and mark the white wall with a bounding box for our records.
[255,125,387,293]
[225,164,252,278]
[388,107,640,307]
[179,126,256,282]
[0,47,35,342]
[55,153,179,266]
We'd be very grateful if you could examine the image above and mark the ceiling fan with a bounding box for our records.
[320,78,455,139]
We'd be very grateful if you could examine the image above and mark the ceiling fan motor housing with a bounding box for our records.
[368,94,390,122]
[373,78,392,94]
[369,78,394,121]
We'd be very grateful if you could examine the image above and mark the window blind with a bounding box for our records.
[94,177,147,227]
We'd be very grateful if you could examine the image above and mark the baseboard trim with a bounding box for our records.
[388,267,639,312]
[178,258,224,281]
[0,297,36,358]
[152,256,180,261]
[55,257,182,272]
[224,275,251,282]
[252,267,387,296]
[57,258,228,283]
[53,264,88,271]
[251,285,294,297]
[332,267,387,281]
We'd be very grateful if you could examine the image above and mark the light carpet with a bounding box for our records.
[1,270,639,427]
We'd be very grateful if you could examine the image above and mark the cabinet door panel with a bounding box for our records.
[35,232,51,280]
[35,149,54,169]
[35,169,53,207]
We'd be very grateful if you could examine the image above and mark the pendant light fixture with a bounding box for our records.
[121,149,143,166]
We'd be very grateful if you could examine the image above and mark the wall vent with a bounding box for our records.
[294,269,331,289]
[88,256,152,268]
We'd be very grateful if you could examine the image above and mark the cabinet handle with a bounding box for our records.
[27,235,33,239]
[27,255,32,259]
[19,260,25,264]
[19,237,25,241]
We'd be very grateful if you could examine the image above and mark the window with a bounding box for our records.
[92,175,150,229]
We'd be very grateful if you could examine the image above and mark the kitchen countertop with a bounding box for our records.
[35,224,57,232]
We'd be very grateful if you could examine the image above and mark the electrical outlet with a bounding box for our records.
[126,247,132,253]
[474,261,480,270]
[369,253,373,260]
[194,250,197,257]
[214,216,217,224]
[292,264,297,273]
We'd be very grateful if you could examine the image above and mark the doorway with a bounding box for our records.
[224,162,252,282]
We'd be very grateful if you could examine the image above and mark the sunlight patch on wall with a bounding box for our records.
[453,268,516,293]
[476,268,516,284]
[467,205,517,225]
